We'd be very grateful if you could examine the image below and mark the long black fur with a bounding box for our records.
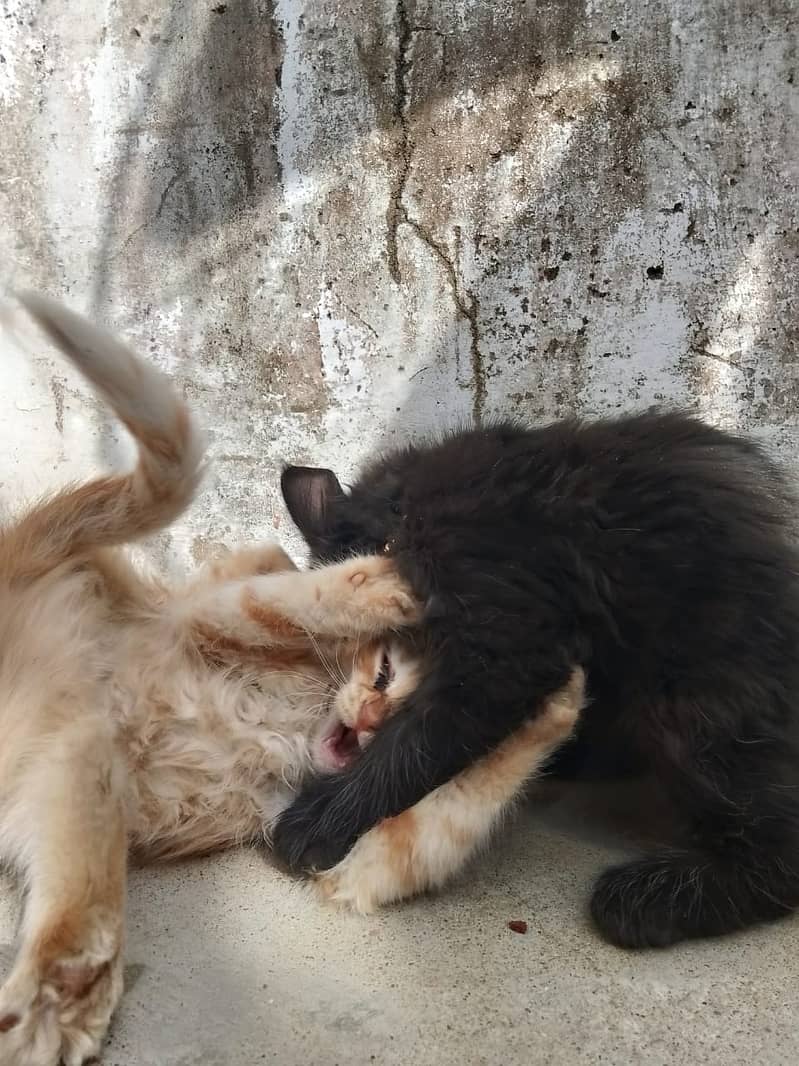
[274,410,799,948]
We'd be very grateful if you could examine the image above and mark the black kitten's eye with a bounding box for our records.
[374,651,393,691]
[390,502,402,516]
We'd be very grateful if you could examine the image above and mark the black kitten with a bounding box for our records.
[274,410,799,948]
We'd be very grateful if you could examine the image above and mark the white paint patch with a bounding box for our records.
[708,235,768,358]
[0,0,32,105]
[145,299,186,377]
[581,296,691,415]
[273,0,317,214]
[696,235,769,427]
[74,31,149,175]
[534,58,621,98]
[481,59,621,230]
[529,120,579,192]
[451,87,481,115]
[316,286,372,405]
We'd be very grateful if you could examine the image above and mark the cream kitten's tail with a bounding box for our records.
[1,291,205,582]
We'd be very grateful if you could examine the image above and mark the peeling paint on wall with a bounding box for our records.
[0,0,797,569]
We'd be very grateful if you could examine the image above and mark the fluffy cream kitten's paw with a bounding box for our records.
[332,556,420,628]
[0,950,122,1066]
[314,815,417,914]
[0,967,61,1066]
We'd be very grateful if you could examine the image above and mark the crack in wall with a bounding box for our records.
[112,169,185,259]
[690,344,748,376]
[386,0,412,285]
[402,207,486,424]
[385,1,486,423]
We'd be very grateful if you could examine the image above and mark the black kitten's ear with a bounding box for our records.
[281,466,346,546]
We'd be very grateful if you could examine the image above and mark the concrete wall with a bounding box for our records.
[1,0,797,567]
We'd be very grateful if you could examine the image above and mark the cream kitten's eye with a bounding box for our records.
[374,651,393,692]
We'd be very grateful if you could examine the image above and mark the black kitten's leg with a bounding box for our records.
[544,684,641,782]
[590,719,799,948]
[543,733,641,781]
[272,664,574,872]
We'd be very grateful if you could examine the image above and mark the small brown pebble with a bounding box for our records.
[508,920,528,934]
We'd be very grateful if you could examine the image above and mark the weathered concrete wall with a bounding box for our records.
[1,0,797,567]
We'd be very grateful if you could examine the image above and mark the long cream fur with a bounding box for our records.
[0,294,418,1066]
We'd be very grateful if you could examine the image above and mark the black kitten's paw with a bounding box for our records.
[271,780,356,874]
[590,856,695,949]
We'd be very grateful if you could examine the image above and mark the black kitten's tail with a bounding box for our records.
[590,795,799,947]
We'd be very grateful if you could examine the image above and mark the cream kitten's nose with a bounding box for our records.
[355,693,386,733]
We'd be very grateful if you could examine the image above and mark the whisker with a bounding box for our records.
[305,629,344,688]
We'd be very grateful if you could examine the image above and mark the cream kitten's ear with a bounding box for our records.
[281,466,346,550]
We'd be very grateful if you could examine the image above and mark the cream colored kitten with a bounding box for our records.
[0,294,584,1065]
[0,294,419,1066]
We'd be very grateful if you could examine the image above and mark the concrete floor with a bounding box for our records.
[2,780,794,1066]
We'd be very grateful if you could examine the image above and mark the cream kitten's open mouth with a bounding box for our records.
[318,718,374,770]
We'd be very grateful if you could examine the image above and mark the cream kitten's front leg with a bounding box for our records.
[182,553,419,650]
[267,554,420,635]
[0,718,127,1066]
[316,669,586,913]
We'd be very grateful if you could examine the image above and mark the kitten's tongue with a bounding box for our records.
[323,721,360,769]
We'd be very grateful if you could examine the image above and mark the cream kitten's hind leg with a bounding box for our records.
[201,542,298,583]
[0,719,127,1066]
[316,668,586,913]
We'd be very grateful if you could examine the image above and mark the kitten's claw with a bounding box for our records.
[314,839,388,915]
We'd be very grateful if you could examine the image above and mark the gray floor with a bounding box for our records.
[3,780,793,1066]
